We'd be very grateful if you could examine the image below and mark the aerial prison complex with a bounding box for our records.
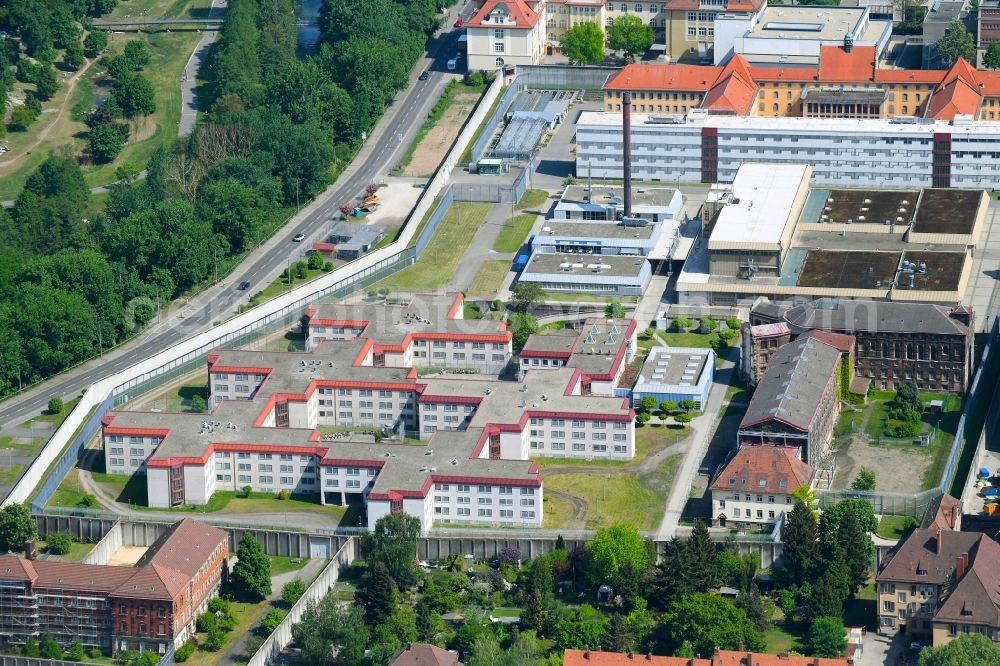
[100,294,647,532]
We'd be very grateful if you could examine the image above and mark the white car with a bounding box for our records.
[292,233,306,242]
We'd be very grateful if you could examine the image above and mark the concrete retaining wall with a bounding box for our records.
[0,658,104,666]
[246,539,356,666]
[81,521,122,565]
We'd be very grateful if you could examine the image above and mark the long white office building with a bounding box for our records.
[575,110,1000,189]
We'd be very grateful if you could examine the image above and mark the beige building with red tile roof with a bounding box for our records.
[710,444,813,529]
[604,46,1000,121]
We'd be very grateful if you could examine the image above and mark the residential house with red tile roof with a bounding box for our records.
[0,519,227,657]
[709,445,814,529]
[876,528,1000,645]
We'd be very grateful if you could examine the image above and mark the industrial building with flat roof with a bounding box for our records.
[553,185,682,223]
[101,295,639,532]
[517,254,652,297]
[675,163,980,306]
[631,346,715,410]
[713,6,891,66]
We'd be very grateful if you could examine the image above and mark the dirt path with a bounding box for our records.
[0,56,98,169]
[546,489,587,530]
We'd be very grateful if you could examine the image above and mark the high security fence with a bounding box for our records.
[5,73,506,511]
[817,316,999,518]
[468,81,520,165]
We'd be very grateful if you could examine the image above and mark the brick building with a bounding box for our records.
[750,298,974,394]
[0,519,227,655]
[737,331,846,468]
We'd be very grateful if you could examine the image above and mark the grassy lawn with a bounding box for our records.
[250,265,330,306]
[0,435,43,452]
[517,189,550,210]
[36,539,96,562]
[532,423,687,470]
[492,214,538,252]
[184,598,271,666]
[657,330,721,349]
[21,395,83,429]
[542,493,572,529]
[543,454,681,530]
[762,624,804,653]
[269,555,310,577]
[164,382,209,413]
[468,260,512,298]
[376,203,491,291]
[877,515,917,540]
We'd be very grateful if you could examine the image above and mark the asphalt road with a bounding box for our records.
[0,11,471,431]
[179,0,227,137]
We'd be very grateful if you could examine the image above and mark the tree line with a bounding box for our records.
[0,0,441,400]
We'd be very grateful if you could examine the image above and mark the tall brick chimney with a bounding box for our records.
[622,91,632,219]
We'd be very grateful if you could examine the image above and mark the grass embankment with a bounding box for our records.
[492,214,538,253]
[468,260,512,299]
[516,189,549,211]
[376,203,490,291]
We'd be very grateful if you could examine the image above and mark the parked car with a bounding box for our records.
[454,16,462,28]
[292,233,306,242]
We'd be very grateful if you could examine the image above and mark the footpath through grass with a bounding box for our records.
[376,203,490,291]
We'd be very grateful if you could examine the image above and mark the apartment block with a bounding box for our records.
[0,519,227,656]
[876,528,1000,645]
[101,296,637,532]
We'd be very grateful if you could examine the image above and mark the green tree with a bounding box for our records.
[678,399,696,412]
[84,30,108,56]
[361,512,420,589]
[10,105,38,130]
[687,521,720,592]
[604,613,633,652]
[851,467,876,491]
[282,579,306,606]
[116,161,142,184]
[635,411,651,425]
[292,598,369,666]
[604,300,626,319]
[512,281,544,312]
[258,608,288,635]
[230,533,271,601]
[111,73,156,117]
[66,637,86,662]
[308,251,324,270]
[589,524,651,586]
[640,396,658,413]
[986,42,1000,69]
[827,504,874,593]
[123,40,152,70]
[46,532,73,554]
[47,396,64,414]
[782,499,820,583]
[660,593,764,657]
[23,637,40,657]
[736,587,770,632]
[935,19,976,65]
[561,22,606,65]
[356,561,397,625]
[673,316,692,331]
[189,394,208,412]
[415,598,442,641]
[33,63,59,100]
[674,641,695,658]
[509,312,539,352]
[607,15,654,57]
[63,41,85,71]
[659,400,676,415]
[88,122,130,163]
[674,412,692,424]
[40,633,63,660]
[919,633,1000,665]
[807,552,850,620]
[0,503,38,552]
[808,616,847,658]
